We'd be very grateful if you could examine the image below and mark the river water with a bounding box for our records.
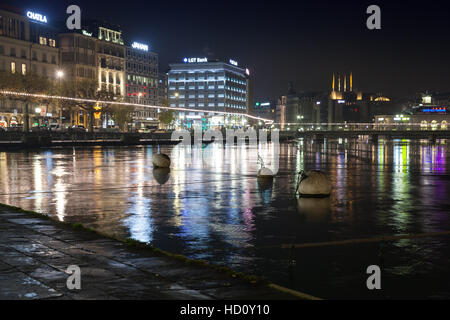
[0,138,449,299]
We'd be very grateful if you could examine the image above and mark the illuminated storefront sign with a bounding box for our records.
[183,57,208,63]
[26,11,48,23]
[421,107,447,113]
[82,30,92,37]
[393,115,410,121]
[229,59,238,66]
[245,68,250,76]
[132,42,149,51]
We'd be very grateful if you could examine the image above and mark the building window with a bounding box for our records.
[10,48,16,57]
[21,64,26,75]
[39,37,47,45]
[11,62,16,74]
[49,39,56,47]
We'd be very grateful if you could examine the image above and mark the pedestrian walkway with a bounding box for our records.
[0,207,308,300]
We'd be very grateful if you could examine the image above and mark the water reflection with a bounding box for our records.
[0,139,449,298]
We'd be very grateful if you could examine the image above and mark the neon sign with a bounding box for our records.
[27,11,48,24]
[82,30,92,37]
[421,107,447,113]
[229,59,238,66]
[183,57,208,63]
[132,42,149,51]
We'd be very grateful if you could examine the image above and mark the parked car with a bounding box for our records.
[69,125,87,133]
[6,125,23,132]
[49,123,64,132]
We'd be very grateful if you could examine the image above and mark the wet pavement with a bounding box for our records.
[0,207,306,300]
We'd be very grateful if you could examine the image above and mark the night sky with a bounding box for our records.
[5,0,450,100]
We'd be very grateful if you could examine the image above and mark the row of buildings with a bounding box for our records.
[0,5,166,130]
[0,5,254,131]
[255,73,450,131]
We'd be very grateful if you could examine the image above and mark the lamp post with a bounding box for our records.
[56,70,64,128]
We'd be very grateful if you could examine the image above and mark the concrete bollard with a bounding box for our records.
[257,167,274,179]
[152,153,171,168]
[297,170,331,197]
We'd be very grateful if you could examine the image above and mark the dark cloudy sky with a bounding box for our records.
[5,0,450,100]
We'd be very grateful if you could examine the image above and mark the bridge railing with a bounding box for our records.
[270,122,449,132]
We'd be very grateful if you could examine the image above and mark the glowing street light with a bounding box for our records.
[57,70,64,79]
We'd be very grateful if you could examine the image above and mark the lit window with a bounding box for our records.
[39,37,47,45]
[21,64,26,75]
[11,62,16,74]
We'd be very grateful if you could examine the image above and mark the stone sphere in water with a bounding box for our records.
[257,167,274,178]
[153,167,171,185]
[152,153,171,168]
[297,170,331,197]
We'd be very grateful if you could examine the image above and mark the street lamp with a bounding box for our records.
[56,70,64,127]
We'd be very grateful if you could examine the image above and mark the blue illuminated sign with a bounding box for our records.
[422,107,447,113]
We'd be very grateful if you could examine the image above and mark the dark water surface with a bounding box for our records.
[1,139,449,299]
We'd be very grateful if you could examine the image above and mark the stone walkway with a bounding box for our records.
[0,208,304,300]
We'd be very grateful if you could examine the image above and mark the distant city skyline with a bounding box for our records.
[4,0,450,99]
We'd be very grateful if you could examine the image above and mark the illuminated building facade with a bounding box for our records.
[375,93,450,130]
[254,100,276,121]
[276,96,287,130]
[280,82,328,129]
[158,72,168,106]
[0,6,60,128]
[60,21,126,127]
[168,58,250,129]
[327,72,394,127]
[375,107,450,130]
[88,22,126,97]
[125,42,159,129]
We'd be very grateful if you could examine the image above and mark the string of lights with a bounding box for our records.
[0,90,274,124]
[272,122,427,127]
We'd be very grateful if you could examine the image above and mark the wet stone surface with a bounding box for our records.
[0,208,301,300]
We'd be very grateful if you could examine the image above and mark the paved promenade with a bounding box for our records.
[0,207,308,300]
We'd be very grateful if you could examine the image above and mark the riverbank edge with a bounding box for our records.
[0,202,321,300]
